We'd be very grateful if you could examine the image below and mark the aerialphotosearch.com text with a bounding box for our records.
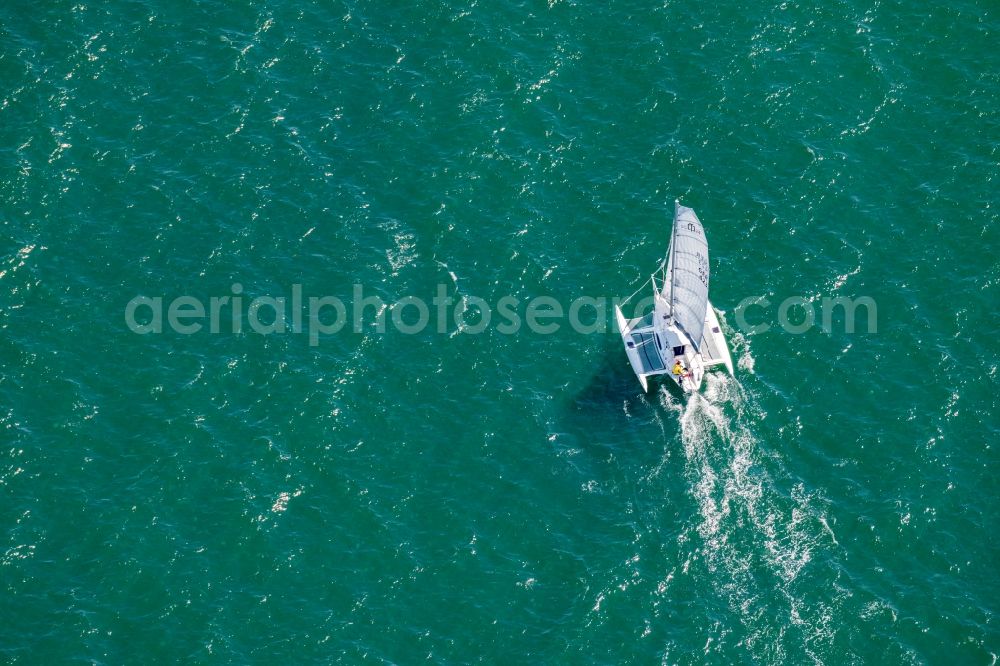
[124,283,877,346]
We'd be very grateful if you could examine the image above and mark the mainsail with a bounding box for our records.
[664,201,710,351]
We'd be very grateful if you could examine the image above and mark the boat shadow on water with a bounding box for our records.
[572,331,694,405]
[552,337,691,479]
[567,336,687,432]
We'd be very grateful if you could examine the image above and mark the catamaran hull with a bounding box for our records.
[616,302,733,394]
[702,305,735,376]
[616,200,733,394]
[615,305,651,392]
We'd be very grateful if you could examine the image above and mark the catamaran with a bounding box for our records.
[615,201,734,393]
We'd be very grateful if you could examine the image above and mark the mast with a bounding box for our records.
[669,200,679,320]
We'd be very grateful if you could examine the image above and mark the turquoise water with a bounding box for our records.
[2,0,998,662]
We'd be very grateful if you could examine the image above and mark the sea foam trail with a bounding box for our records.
[664,374,841,662]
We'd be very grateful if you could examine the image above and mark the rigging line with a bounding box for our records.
[620,257,666,304]
[621,274,652,305]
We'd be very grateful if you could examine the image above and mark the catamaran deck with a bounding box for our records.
[628,330,665,373]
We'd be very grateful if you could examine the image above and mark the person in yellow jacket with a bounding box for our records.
[672,359,685,378]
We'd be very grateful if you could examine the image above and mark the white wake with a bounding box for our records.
[660,373,841,663]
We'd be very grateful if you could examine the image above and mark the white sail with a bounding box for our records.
[663,201,710,351]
